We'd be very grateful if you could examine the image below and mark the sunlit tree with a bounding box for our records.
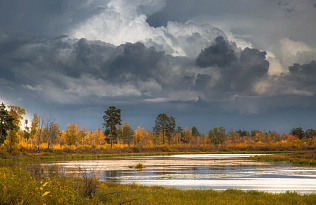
[92,128,105,145]
[134,127,145,145]
[117,122,133,145]
[66,123,81,146]
[5,105,26,153]
[182,127,192,144]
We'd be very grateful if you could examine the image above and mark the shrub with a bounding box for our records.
[132,146,140,153]
[0,148,10,159]
[79,176,99,199]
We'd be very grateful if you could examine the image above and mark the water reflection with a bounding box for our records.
[52,154,316,193]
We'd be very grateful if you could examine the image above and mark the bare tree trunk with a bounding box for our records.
[37,129,41,153]
[47,133,51,153]
[110,130,113,149]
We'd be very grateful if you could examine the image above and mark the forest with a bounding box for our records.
[1,103,316,158]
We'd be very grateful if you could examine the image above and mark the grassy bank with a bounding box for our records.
[1,164,315,205]
[250,151,316,166]
[0,150,285,164]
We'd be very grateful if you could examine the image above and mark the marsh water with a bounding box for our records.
[52,154,316,193]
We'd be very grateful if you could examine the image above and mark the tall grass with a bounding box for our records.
[1,163,316,204]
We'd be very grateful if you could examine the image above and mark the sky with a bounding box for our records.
[0,0,316,134]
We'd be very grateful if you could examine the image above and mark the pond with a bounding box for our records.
[52,154,316,193]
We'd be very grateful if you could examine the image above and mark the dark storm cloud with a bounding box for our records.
[0,30,193,104]
[195,36,237,68]
[107,42,170,83]
[0,32,167,84]
[195,36,269,96]
[287,60,316,92]
[289,60,316,76]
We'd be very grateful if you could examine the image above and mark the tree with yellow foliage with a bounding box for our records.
[181,127,192,144]
[92,128,105,146]
[117,122,133,145]
[5,105,26,154]
[134,127,145,145]
[66,123,81,146]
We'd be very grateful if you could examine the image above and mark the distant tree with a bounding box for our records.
[271,131,281,142]
[35,116,49,152]
[228,130,236,144]
[208,127,226,145]
[260,130,267,143]
[134,127,146,145]
[153,113,176,145]
[43,114,58,152]
[176,126,184,144]
[117,122,134,145]
[30,113,40,147]
[0,103,15,144]
[66,123,81,146]
[91,128,105,145]
[236,129,250,137]
[46,122,59,152]
[23,119,30,142]
[182,127,192,144]
[103,106,121,148]
[192,126,200,137]
[250,130,260,137]
[290,127,305,139]
[305,129,316,138]
[167,116,176,145]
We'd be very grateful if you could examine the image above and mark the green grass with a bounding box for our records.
[1,164,316,204]
[250,151,316,166]
[0,150,286,164]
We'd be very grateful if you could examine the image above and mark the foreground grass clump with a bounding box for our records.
[1,164,316,204]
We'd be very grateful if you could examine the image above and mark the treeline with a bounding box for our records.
[1,103,316,157]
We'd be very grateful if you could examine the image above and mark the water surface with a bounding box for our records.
[52,154,316,193]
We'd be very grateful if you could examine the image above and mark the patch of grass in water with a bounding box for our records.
[135,162,144,169]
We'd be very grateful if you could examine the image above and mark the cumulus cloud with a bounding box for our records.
[71,0,225,57]
[280,38,314,67]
